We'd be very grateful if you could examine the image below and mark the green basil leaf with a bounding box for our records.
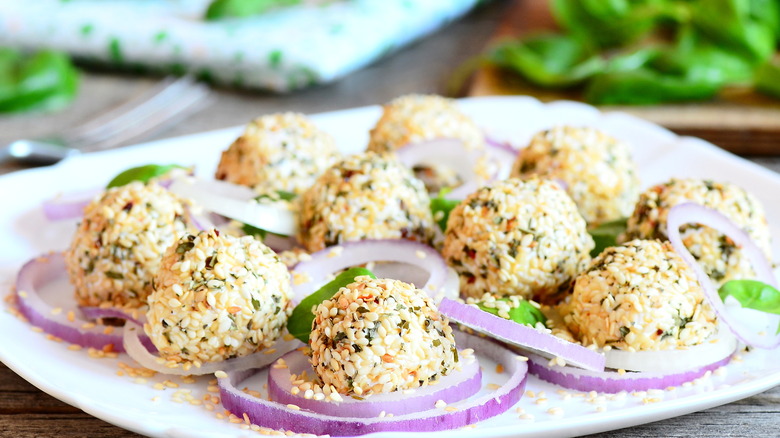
[755,57,780,99]
[0,49,79,114]
[488,34,604,88]
[691,0,775,63]
[718,280,780,314]
[106,164,186,188]
[241,223,267,239]
[588,218,628,257]
[430,188,460,232]
[652,26,755,84]
[287,267,376,343]
[585,67,722,105]
[205,0,300,20]
[552,0,660,48]
[476,298,547,328]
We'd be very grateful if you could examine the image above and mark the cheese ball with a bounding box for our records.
[620,178,772,285]
[442,177,594,303]
[297,152,435,252]
[511,126,640,225]
[146,229,292,367]
[215,113,340,195]
[367,94,484,153]
[309,276,458,395]
[65,181,192,309]
[563,239,718,351]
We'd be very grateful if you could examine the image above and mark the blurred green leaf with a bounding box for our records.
[551,0,663,48]
[588,218,628,257]
[691,0,775,63]
[106,164,186,188]
[755,57,780,98]
[430,188,460,232]
[0,49,79,113]
[586,67,722,105]
[489,34,605,88]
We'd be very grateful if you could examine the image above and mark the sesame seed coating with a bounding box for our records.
[215,113,340,195]
[511,126,640,226]
[146,229,292,366]
[563,239,717,351]
[620,178,772,285]
[367,94,484,153]
[297,152,435,252]
[309,276,458,395]
[442,177,594,303]
[65,182,193,308]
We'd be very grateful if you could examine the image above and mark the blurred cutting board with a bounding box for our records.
[468,0,780,155]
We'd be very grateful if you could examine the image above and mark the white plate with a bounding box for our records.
[1,96,780,438]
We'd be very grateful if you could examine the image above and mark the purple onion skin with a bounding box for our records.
[527,353,732,393]
[15,253,154,353]
[218,331,528,436]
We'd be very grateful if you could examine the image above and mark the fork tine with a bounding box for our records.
[62,76,202,147]
[79,83,213,152]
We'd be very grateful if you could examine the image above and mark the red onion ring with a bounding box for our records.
[168,177,297,236]
[527,350,733,393]
[13,253,149,352]
[483,135,517,182]
[217,330,527,436]
[395,138,482,199]
[603,328,737,373]
[268,347,481,418]
[666,202,780,349]
[484,134,518,157]
[438,298,605,371]
[79,306,146,326]
[123,322,303,376]
[290,239,456,302]
[41,188,99,221]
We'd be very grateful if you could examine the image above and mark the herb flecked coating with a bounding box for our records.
[309,276,459,395]
[511,125,640,226]
[215,113,340,195]
[442,177,594,304]
[146,229,292,367]
[563,239,718,351]
[65,181,193,309]
[297,152,435,252]
[620,178,772,286]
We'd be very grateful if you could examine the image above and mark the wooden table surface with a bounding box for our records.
[2,2,779,437]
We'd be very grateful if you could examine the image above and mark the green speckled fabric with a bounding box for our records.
[0,0,479,91]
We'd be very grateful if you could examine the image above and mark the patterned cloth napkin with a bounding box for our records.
[0,0,479,91]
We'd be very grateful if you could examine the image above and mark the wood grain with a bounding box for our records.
[467,0,780,155]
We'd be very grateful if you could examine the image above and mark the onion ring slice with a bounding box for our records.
[122,322,303,376]
[603,327,737,373]
[438,298,605,371]
[168,177,297,236]
[217,330,527,436]
[290,239,457,302]
[41,188,99,221]
[666,202,780,349]
[14,253,137,352]
[79,305,146,326]
[527,350,733,393]
[395,138,483,200]
[268,347,481,418]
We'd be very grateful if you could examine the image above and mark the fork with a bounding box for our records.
[1,75,213,165]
